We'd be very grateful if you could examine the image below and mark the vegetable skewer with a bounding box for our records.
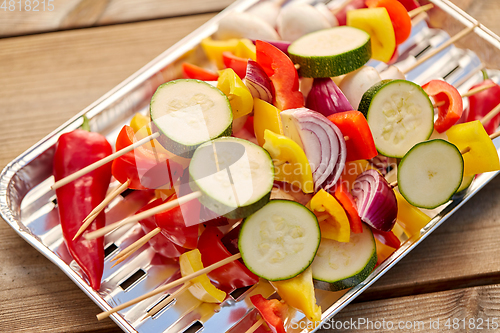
[389,127,500,190]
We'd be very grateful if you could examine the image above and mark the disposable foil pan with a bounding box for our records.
[1,0,500,332]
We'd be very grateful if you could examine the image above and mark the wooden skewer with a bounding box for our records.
[330,0,355,16]
[146,282,193,317]
[408,4,434,19]
[111,227,162,267]
[403,23,479,74]
[431,83,497,108]
[245,317,265,333]
[51,132,160,191]
[96,253,242,320]
[463,83,496,98]
[73,180,131,240]
[480,102,500,126]
[85,191,202,240]
[490,129,500,140]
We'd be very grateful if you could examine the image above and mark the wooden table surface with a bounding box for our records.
[1,1,500,332]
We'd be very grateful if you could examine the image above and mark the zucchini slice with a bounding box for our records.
[150,79,233,157]
[312,224,376,291]
[358,79,434,158]
[288,26,371,78]
[238,200,321,281]
[189,137,274,219]
[456,174,475,194]
[398,139,464,209]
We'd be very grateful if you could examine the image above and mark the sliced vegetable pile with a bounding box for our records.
[51,0,500,331]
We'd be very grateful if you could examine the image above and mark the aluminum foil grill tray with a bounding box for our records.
[1,0,500,332]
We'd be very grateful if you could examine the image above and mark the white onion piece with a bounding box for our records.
[379,65,406,80]
[277,3,331,42]
[247,1,281,28]
[339,66,382,110]
[314,3,339,27]
[281,108,346,191]
[215,12,280,41]
[351,169,398,232]
[243,60,273,103]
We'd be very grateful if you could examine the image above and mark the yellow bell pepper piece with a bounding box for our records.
[394,191,431,237]
[340,159,377,190]
[179,249,226,303]
[201,37,239,69]
[347,8,396,63]
[253,98,283,146]
[307,189,350,242]
[235,38,256,60]
[130,113,150,133]
[129,113,173,156]
[446,120,500,176]
[271,267,321,323]
[263,129,314,193]
[217,68,254,119]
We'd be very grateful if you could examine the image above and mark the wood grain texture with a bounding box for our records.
[319,283,500,332]
[0,0,234,37]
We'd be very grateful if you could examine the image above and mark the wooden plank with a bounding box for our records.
[0,0,234,37]
[318,283,500,332]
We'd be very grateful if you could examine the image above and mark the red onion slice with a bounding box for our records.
[351,169,398,232]
[281,108,346,191]
[243,59,274,103]
[306,78,353,117]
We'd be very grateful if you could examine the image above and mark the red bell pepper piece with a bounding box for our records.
[250,294,288,333]
[395,0,419,11]
[198,227,259,292]
[154,193,199,249]
[137,198,186,258]
[422,80,463,133]
[366,0,412,45]
[327,111,378,162]
[222,51,248,79]
[371,227,401,249]
[53,129,112,290]
[112,125,183,190]
[463,70,500,135]
[182,62,219,81]
[332,182,363,234]
[256,40,304,110]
